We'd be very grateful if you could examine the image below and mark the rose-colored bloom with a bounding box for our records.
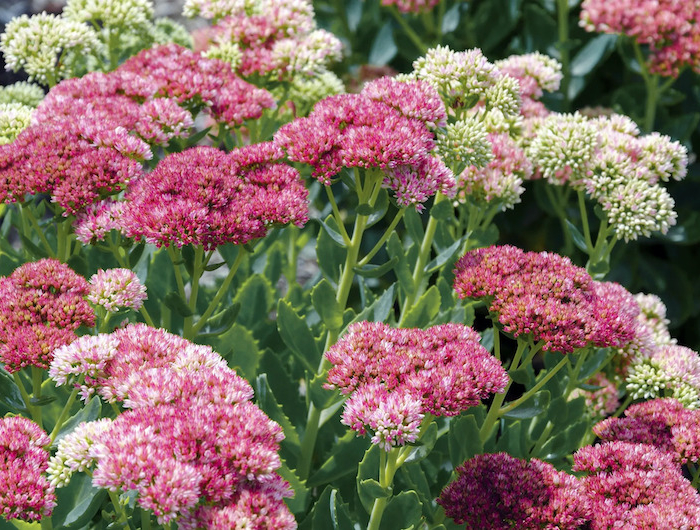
[438,452,590,529]
[580,0,700,77]
[90,402,288,524]
[574,441,700,528]
[453,246,636,353]
[327,323,507,448]
[0,259,94,372]
[120,143,308,249]
[0,417,55,521]
[380,0,440,13]
[118,43,275,127]
[594,398,700,465]
[88,268,147,312]
[495,52,563,100]
[181,477,296,530]
[571,372,620,422]
[73,198,125,245]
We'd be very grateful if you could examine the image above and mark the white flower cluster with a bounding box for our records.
[64,0,154,31]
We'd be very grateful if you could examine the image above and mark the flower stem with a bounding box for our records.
[31,366,44,430]
[556,0,571,111]
[367,449,399,530]
[499,354,570,416]
[49,376,86,443]
[388,5,428,54]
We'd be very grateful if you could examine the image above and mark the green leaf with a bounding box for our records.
[448,413,483,467]
[53,397,102,446]
[233,275,274,329]
[300,486,356,530]
[401,285,441,328]
[570,34,617,77]
[18,233,47,259]
[579,348,614,382]
[380,491,423,530]
[0,368,25,413]
[255,374,301,454]
[163,291,193,317]
[565,219,589,253]
[28,395,56,406]
[319,215,348,247]
[430,199,453,221]
[402,421,437,464]
[128,241,146,268]
[219,323,261,382]
[317,217,347,284]
[308,431,369,488]
[369,21,397,65]
[357,444,381,512]
[424,238,463,274]
[353,257,399,278]
[387,233,415,297]
[278,461,310,514]
[350,284,397,326]
[356,203,374,216]
[441,3,461,33]
[502,390,550,420]
[403,208,425,243]
[52,473,107,529]
[367,189,389,228]
[181,245,195,277]
[312,279,343,331]
[308,371,342,409]
[276,300,320,373]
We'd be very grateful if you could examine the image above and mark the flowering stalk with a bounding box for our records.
[632,41,676,132]
[556,0,572,111]
[387,6,429,54]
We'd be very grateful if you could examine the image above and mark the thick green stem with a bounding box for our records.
[21,203,56,258]
[190,247,247,337]
[183,246,206,338]
[577,190,595,254]
[357,208,405,267]
[367,449,399,530]
[107,490,132,529]
[31,367,44,430]
[49,376,86,443]
[499,354,571,416]
[388,5,429,54]
[56,219,73,263]
[13,372,36,420]
[167,246,190,334]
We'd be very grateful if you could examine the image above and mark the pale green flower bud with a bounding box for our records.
[289,71,345,115]
[0,81,45,108]
[484,74,521,118]
[0,103,34,144]
[64,0,154,31]
[626,360,671,401]
[204,41,242,70]
[0,12,100,85]
[436,116,492,173]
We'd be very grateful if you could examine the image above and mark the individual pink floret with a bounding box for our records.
[87,268,147,312]
[437,452,590,529]
[0,416,55,521]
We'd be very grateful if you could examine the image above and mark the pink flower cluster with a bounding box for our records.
[580,0,700,76]
[49,323,294,527]
[118,43,275,126]
[453,245,636,353]
[325,322,508,449]
[437,452,590,529]
[594,398,700,465]
[87,268,147,312]
[380,0,441,14]
[573,441,700,528]
[570,372,620,421]
[120,142,308,249]
[275,77,454,210]
[0,259,94,373]
[73,198,125,245]
[0,417,55,521]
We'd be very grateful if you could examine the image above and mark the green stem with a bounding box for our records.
[297,172,384,480]
[139,305,156,327]
[577,190,595,254]
[564,349,590,397]
[367,449,399,530]
[357,208,405,267]
[398,193,446,324]
[388,5,429,54]
[499,354,571,416]
[56,219,73,263]
[21,203,56,258]
[107,490,132,529]
[612,394,634,419]
[690,463,700,490]
[556,0,571,111]
[325,186,352,246]
[31,367,44,430]
[12,372,36,419]
[141,508,152,530]
[189,247,247,338]
[49,376,86,443]
[183,245,205,338]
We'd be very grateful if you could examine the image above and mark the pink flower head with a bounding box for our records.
[88,268,147,312]
[382,156,455,211]
[453,246,637,353]
[72,198,125,245]
[0,259,94,372]
[181,477,295,530]
[574,441,700,528]
[593,398,700,465]
[120,143,308,249]
[118,43,275,127]
[580,0,700,77]
[495,52,563,100]
[361,77,447,128]
[571,372,620,421]
[437,452,590,529]
[326,322,508,418]
[134,98,194,144]
[0,416,56,521]
[380,0,441,13]
[90,401,287,523]
[456,132,531,209]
